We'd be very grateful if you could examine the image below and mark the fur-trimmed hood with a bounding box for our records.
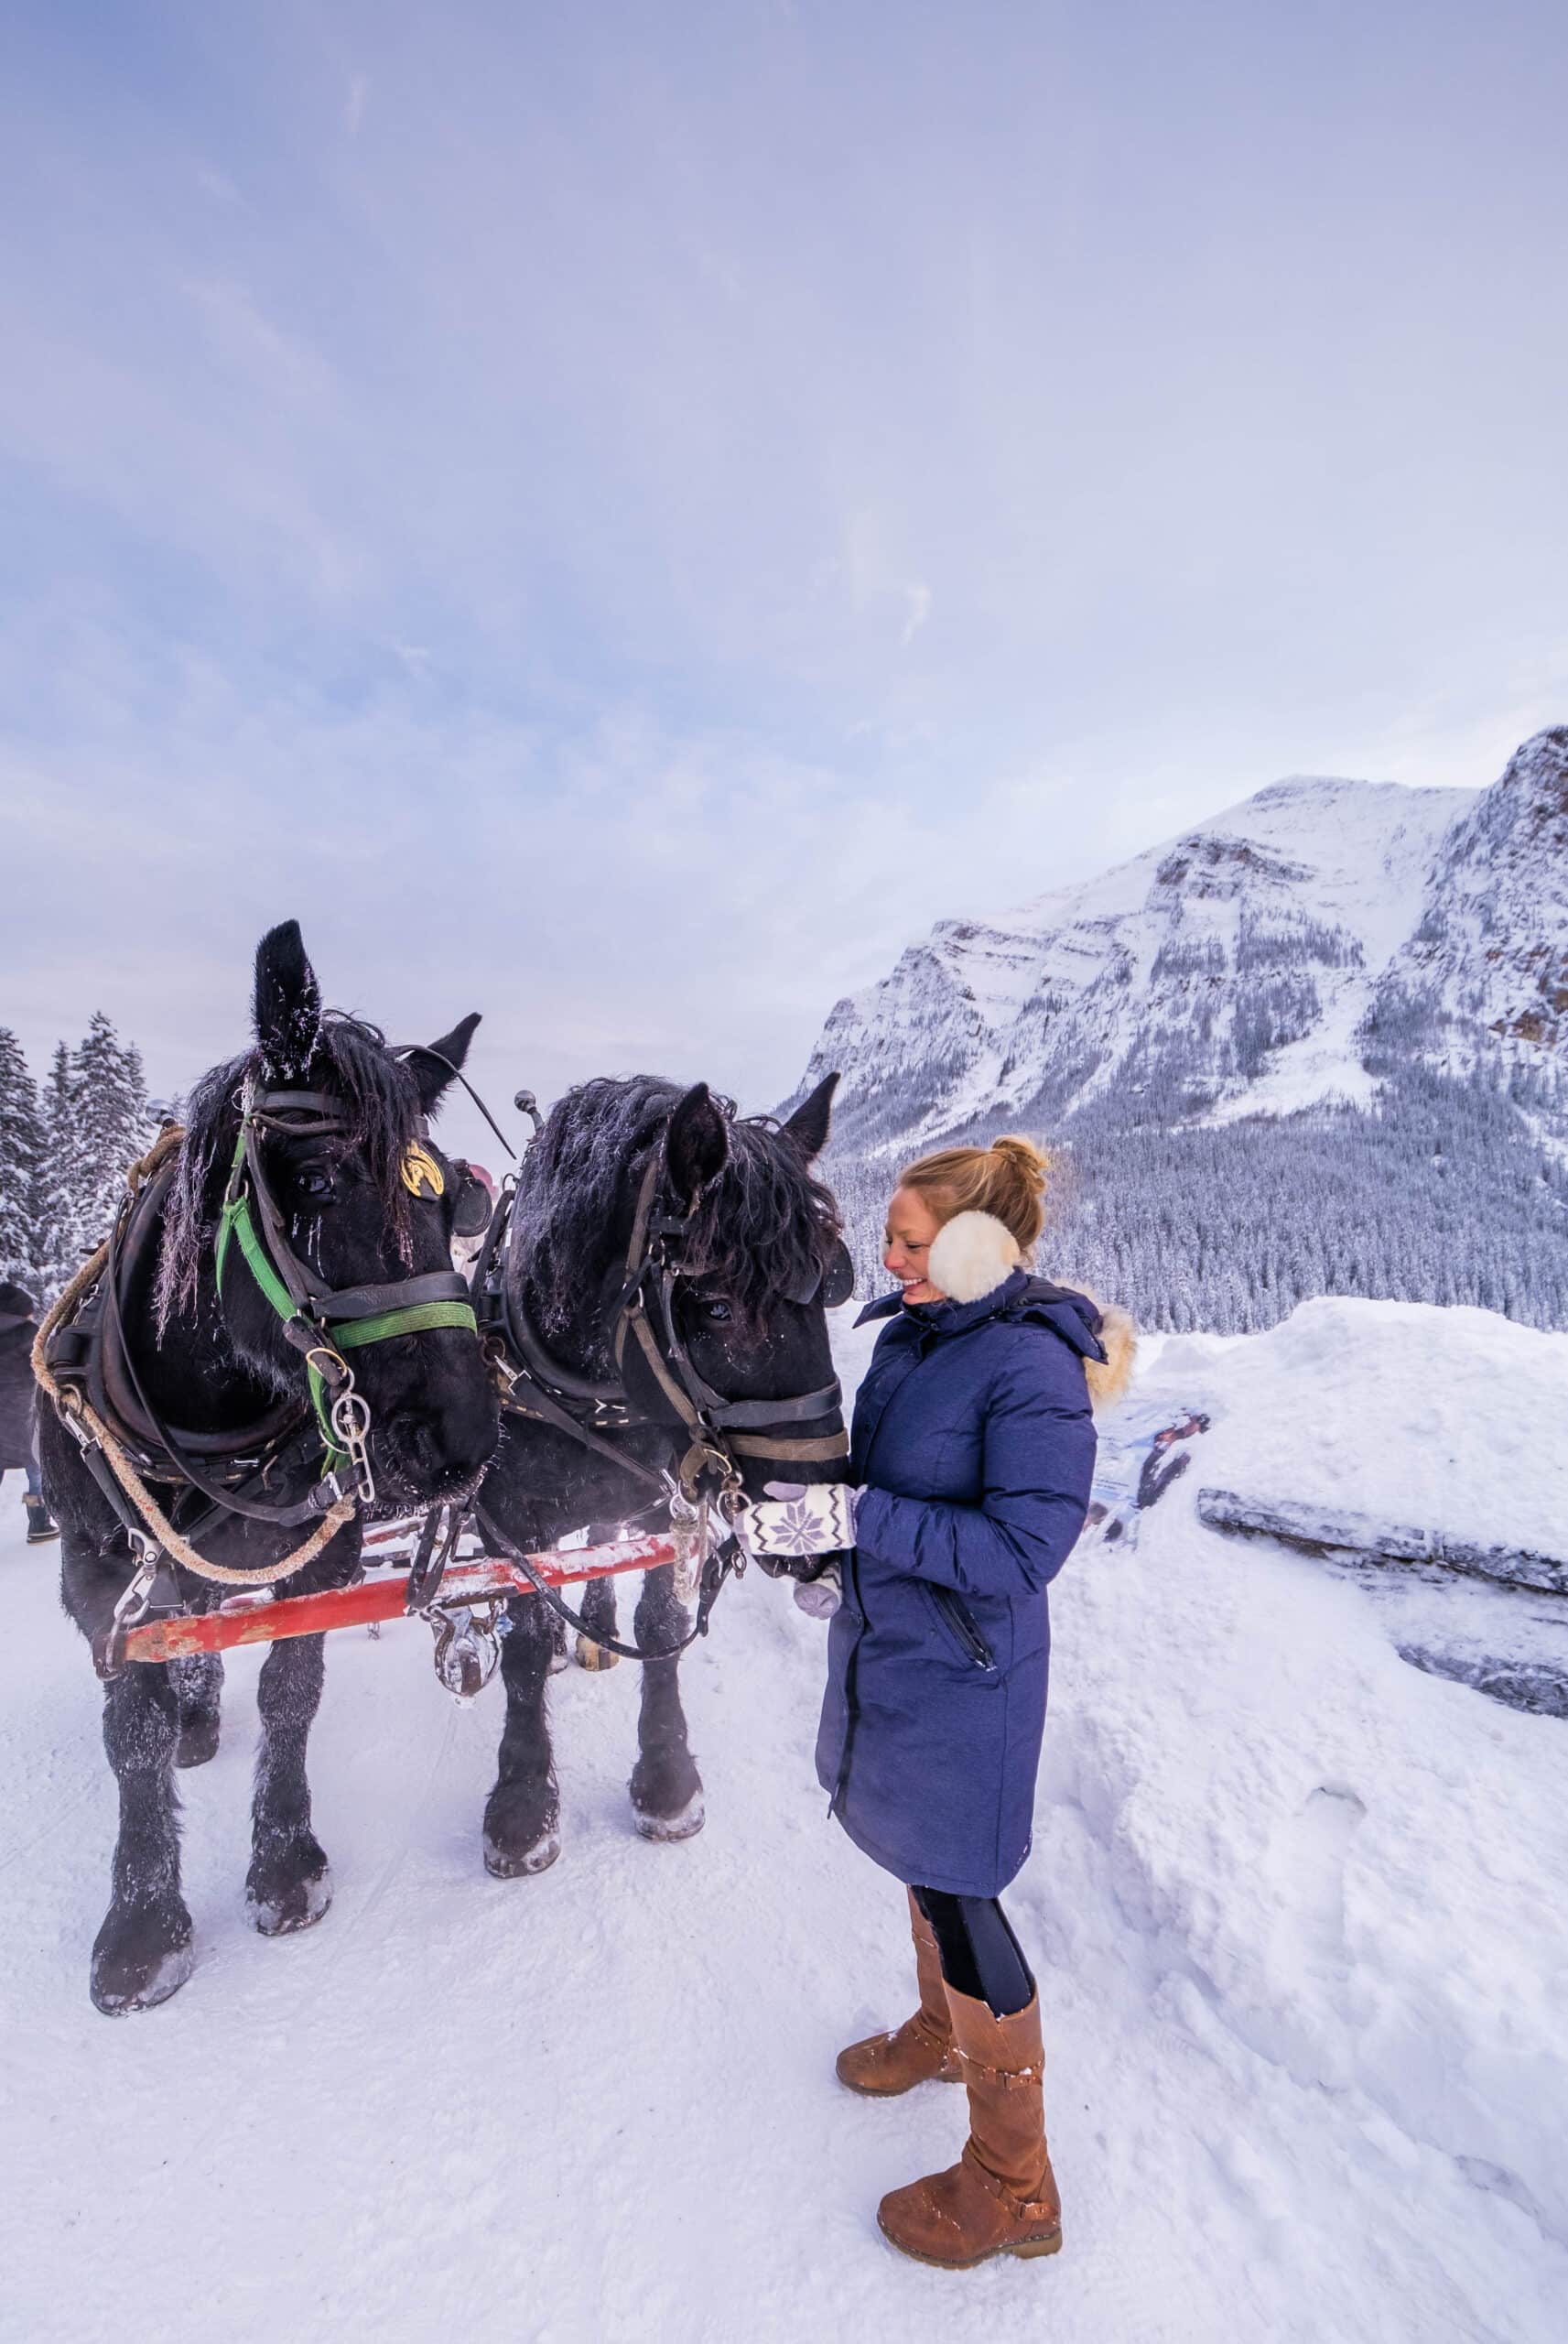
[862,1209,1137,1416]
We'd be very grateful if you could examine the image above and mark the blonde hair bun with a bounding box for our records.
[988,1135,1050,1192]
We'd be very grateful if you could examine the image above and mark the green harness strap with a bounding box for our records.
[217,1185,346,1465]
[334,1300,478,1347]
[216,1188,294,1322]
[214,1124,479,1479]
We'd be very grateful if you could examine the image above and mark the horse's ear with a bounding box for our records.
[406,1013,481,1115]
[665,1082,730,1202]
[781,1071,839,1160]
[254,921,322,1080]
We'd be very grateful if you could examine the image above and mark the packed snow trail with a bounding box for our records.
[3,1302,1565,2343]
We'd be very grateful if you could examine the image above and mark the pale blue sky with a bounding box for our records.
[3,0,1565,1157]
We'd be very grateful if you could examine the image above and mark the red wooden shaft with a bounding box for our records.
[119,1536,681,1664]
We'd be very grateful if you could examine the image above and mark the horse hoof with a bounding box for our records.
[484,1827,561,1878]
[634,1790,706,1843]
[91,1933,194,2017]
[575,1635,619,1671]
[547,1644,569,1675]
[249,1865,333,1937]
[176,1718,221,1769]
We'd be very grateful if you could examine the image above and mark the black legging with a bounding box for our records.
[913,1886,1034,2018]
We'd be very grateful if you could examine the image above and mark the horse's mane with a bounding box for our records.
[514,1075,842,1365]
[156,1012,423,1331]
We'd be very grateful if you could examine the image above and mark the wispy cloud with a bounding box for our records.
[1,0,1565,1149]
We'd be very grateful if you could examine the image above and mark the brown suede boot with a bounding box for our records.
[836,1892,963,2096]
[876,1985,1062,2267]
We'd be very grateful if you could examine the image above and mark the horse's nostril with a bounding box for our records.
[384,1407,495,1487]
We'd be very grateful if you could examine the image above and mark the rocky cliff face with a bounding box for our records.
[1375,728,1568,1079]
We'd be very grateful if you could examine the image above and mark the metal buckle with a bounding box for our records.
[328,1374,376,1506]
[92,1543,162,1681]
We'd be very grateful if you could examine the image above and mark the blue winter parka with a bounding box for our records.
[815,1269,1104,1898]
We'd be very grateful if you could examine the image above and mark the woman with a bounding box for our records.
[748,1137,1131,2268]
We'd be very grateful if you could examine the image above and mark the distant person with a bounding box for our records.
[0,1282,58,1545]
[740,1138,1132,2269]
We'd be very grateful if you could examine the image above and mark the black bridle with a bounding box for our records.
[476,1139,850,1496]
[46,1081,487,1555]
[211,1081,482,1509]
[470,1123,853,1662]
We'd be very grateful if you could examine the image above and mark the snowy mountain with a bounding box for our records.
[792,730,1568,1329]
[806,774,1470,1154]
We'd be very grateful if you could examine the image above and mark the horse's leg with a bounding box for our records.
[59,1536,193,2015]
[484,1593,561,1876]
[92,1660,194,2012]
[629,1564,704,1841]
[574,1574,620,1670]
[171,1651,224,1769]
[247,1633,332,1935]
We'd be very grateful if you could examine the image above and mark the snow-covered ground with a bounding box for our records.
[4,1299,1566,2344]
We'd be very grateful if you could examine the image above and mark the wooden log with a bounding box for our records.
[119,1534,681,1664]
[1397,1645,1568,1721]
[1195,1488,1568,1599]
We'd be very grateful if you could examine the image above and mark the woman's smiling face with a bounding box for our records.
[883,1184,945,1305]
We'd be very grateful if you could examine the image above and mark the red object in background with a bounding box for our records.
[119,1535,680,1664]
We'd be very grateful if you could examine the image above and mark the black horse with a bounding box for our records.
[39,923,500,2013]
[473,1070,847,1874]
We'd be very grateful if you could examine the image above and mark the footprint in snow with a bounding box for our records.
[1274,1785,1368,1975]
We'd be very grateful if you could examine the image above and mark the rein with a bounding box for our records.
[479,1140,849,1505]
[33,1137,357,1670]
[472,1119,850,1663]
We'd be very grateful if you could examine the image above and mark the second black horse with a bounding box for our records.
[473,1070,848,1873]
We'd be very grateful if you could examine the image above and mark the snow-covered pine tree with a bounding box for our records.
[70,1012,150,1256]
[33,1040,85,1300]
[0,1026,43,1303]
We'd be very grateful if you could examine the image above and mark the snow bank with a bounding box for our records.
[1178,1294,1568,1558]
[2,1296,1564,2342]
[1042,1297,1568,2315]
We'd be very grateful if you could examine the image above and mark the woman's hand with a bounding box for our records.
[734,1480,858,1574]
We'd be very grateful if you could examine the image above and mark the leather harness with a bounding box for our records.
[45,1084,481,1554]
[470,1127,853,1661]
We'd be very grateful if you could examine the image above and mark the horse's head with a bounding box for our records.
[159,921,500,1510]
[625,1072,851,1505]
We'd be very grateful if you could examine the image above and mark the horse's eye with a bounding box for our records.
[700,1297,732,1325]
[295,1167,334,1200]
